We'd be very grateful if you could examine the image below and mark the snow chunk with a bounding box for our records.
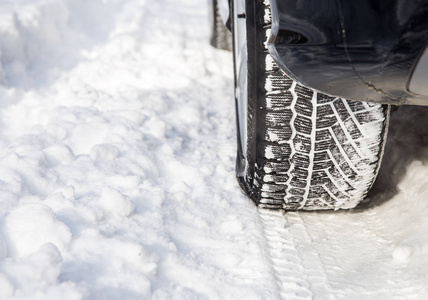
[267,131,279,142]
[144,117,166,139]
[392,246,413,263]
[43,144,75,166]
[3,203,72,257]
[0,243,66,297]
[27,243,63,283]
[100,186,134,218]
[265,145,275,159]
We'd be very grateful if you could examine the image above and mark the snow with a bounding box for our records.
[0,0,427,299]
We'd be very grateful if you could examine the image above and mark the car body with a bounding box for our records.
[218,0,428,106]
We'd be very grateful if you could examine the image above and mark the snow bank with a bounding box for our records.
[0,0,122,89]
[0,0,274,298]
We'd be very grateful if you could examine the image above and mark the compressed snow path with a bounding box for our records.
[0,0,427,299]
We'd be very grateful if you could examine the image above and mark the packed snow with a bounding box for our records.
[0,0,427,299]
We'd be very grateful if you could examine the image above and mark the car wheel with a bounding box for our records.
[209,0,232,51]
[232,0,390,210]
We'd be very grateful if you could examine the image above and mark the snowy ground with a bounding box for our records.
[0,0,428,299]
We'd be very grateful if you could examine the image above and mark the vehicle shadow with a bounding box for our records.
[358,104,428,209]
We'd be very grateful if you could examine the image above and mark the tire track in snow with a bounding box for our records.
[298,209,427,299]
[259,209,334,299]
[259,204,428,299]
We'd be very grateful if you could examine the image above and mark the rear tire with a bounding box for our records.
[233,0,390,210]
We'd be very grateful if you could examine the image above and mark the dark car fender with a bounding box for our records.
[268,0,428,105]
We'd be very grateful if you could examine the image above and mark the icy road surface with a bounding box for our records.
[0,0,427,299]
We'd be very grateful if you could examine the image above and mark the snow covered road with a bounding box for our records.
[0,0,428,299]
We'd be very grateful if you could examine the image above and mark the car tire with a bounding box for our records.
[232,0,390,210]
[209,0,232,51]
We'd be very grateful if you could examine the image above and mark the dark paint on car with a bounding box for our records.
[268,0,428,105]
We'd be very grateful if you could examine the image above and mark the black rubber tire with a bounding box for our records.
[233,0,390,210]
[209,0,232,51]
